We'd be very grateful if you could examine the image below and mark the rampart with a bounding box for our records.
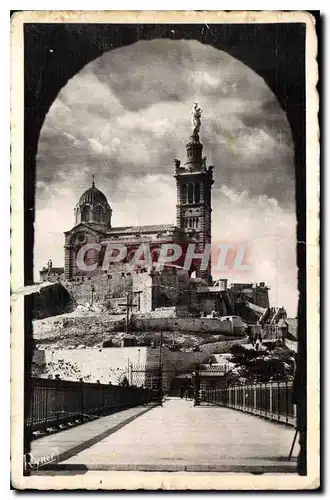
[130,316,240,334]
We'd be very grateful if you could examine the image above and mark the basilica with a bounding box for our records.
[63,105,214,282]
[39,106,271,321]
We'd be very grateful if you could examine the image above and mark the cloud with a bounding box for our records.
[34,180,297,315]
[35,39,297,315]
[211,186,297,315]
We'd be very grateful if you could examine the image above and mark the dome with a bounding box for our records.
[74,178,112,228]
[78,184,109,206]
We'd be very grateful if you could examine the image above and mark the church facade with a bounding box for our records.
[64,106,214,283]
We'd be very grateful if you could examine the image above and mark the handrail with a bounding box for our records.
[25,377,159,437]
[200,380,296,427]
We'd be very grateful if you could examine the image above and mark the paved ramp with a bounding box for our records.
[61,398,298,472]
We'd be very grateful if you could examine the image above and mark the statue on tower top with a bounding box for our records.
[191,102,202,136]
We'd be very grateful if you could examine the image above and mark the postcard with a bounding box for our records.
[11,10,319,490]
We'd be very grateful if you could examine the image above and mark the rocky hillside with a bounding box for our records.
[33,309,124,348]
[33,307,247,351]
[31,286,247,351]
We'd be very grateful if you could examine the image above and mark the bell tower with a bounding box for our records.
[174,104,214,281]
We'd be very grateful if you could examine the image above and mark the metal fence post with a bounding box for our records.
[80,378,84,422]
[55,374,60,428]
[294,401,297,428]
[253,384,256,413]
[285,381,289,424]
[269,383,273,420]
[97,380,101,416]
[194,367,200,407]
[30,379,35,434]
[159,366,163,407]
[45,381,48,427]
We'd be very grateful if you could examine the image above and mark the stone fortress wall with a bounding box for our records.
[32,346,210,390]
[60,266,198,315]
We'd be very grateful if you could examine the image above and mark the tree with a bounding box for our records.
[227,343,295,383]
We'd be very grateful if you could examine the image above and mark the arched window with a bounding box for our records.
[181,184,187,204]
[82,205,90,222]
[188,183,194,204]
[94,205,104,223]
[194,183,200,203]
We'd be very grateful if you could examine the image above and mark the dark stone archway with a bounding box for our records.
[24,25,306,289]
[23,22,308,474]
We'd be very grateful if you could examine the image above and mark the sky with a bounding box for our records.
[35,39,297,316]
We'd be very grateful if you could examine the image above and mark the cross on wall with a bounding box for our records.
[118,292,141,335]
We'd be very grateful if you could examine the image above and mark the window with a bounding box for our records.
[181,184,187,204]
[188,183,194,204]
[94,205,104,223]
[82,205,90,222]
[194,183,200,203]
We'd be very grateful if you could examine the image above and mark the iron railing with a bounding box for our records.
[25,377,158,436]
[200,381,296,426]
